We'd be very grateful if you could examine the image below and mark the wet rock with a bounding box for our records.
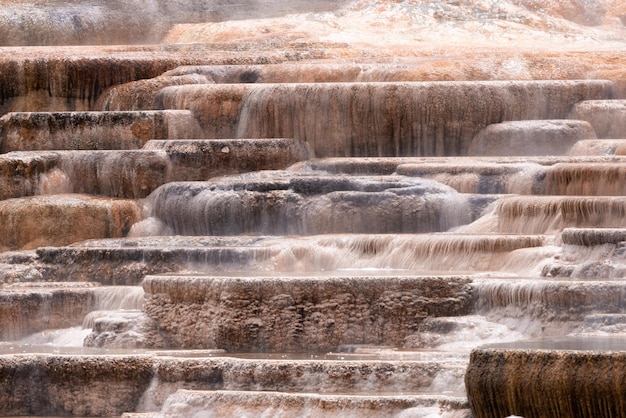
[466,344,626,418]
[397,161,547,194]
[147,173,473,235]
[0,110,203,152]
[157,80,611,157]
[567,139,626,156]
[479,195,626,234]
[0,354,153,416]
[468,119,597,156]
[0,283,96,339]
[568,100,626,139]
[142,274,475,352]
[144,138,310,181]
[546,162,626,195]
[0,152,61,200]
[561,227,626,246]
[84,311,165,349]
[148,389,471,418]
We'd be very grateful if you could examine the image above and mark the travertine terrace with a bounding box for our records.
[1,0,626,417]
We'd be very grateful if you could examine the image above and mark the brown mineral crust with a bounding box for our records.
[0,194,142,251]
[466,348,626,418]
[142,275,475,352]
[0,44,334,115]
[0,354,154,416]
[0,286,95,339]
[157,80,612,158]
[0,153,61,200]
[144,138,311,181]
[568,100,626,139]
[545,163,626,195]
[0,110,203,152]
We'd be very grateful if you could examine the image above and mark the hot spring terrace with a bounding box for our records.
[0,60,626,417]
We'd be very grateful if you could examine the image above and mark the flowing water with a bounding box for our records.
[1,0,626,417]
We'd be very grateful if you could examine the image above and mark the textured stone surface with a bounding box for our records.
[0,150,170,200]
[143,138,310,181]
[546,162,626,195]
[466,345,626,418]
[147,173,478,236]
[0,354,154,416]
[142,274,475,351]
[0,283,96,339]
[567,139,626,156]
[0,110,203,152]
[476,195,626,234]
[397,161,547,194]
[561,227,626,246]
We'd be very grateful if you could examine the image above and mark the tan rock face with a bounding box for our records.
[0,194,142,251]
[0,110,203,152]
[0,354,154,416]
[142,275,475,352]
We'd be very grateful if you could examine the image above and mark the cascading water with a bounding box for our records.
[0,0,626,417]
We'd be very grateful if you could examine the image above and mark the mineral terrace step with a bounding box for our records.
[0,150,169,199]
[142,138,310,180]
[145,173,485,235]
[293,155,626,175]
[0,283,143,340]
[0,194,142,251]
[545,162,626,195]
[0,350,469,416]
[0,141,309,200]
[396,161,547,194]
[105,63,454,110]
[0,233,548,284]
[568,139,626,156]
[568,99,626,139]
[468,119,597,156]
[474,279,626,336]
[466,337,626,418]
[0,110,203,152]
[156,80,612,157]
[561,227,626,245]
[126,389,471,418]
[140,274,475,351]
[465,195,626,234]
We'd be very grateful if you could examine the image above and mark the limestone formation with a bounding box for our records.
[0,0,626,416]
[141,274,475,351]
[0,194,141,251]
[468,119,598,156]
[157,81,611,157]
[569,100,626,139]
[466,344,626,418]
[0,110,203,152]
